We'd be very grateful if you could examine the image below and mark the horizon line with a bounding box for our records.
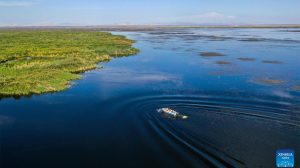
[1,24,300,29]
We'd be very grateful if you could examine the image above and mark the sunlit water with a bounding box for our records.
[1,28,300,168]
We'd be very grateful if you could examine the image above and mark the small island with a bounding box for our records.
[0,30,139,96]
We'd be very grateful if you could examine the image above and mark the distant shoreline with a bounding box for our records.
[1,25,300,31]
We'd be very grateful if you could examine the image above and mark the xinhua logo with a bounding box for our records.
[276,149,294,168]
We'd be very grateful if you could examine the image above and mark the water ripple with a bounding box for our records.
[97,92,299,167]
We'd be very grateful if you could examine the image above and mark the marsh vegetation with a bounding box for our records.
[0,30,138,96]
[200,52,225,57]
[237,57,256,61]
[254,78,285,85]
[291,85,300,91]
[215,61,232,65]
[262,60,283,64]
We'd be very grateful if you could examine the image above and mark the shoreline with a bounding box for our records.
[1,25,300,31]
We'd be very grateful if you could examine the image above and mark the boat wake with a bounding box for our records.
[97,91,300,167]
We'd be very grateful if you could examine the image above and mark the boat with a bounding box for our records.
[157,108,188,119]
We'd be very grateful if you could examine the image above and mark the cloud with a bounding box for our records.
[96,67,183,86]
[167,12,237,24]
[0,0,36,7]
[193,12,236,19]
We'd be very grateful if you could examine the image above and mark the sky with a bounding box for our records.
[0,0,299,26]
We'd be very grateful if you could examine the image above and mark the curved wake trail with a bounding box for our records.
[98,91,299,167]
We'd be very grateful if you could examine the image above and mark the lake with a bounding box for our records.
[0,28,300,168]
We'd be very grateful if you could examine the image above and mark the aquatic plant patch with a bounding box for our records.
[0,30,139,96]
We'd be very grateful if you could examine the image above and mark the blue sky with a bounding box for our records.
[0,0,299,26]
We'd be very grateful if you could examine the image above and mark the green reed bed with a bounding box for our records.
[0,30,139,96]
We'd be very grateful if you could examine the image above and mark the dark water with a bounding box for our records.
[1,28,300,168]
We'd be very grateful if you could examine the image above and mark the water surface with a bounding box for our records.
[1,28,300,168]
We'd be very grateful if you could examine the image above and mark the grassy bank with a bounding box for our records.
[0,30,139,97]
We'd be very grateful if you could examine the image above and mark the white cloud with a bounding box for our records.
[193,12,236,19]
[0,0,36,7]
[166,12,237,24]
[97,67,183,86]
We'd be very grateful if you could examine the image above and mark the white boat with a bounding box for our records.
[157,108,188,119]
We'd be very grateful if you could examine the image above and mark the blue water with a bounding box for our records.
[0,28,300,168]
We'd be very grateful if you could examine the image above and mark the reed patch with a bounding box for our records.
[0,30,139,96]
